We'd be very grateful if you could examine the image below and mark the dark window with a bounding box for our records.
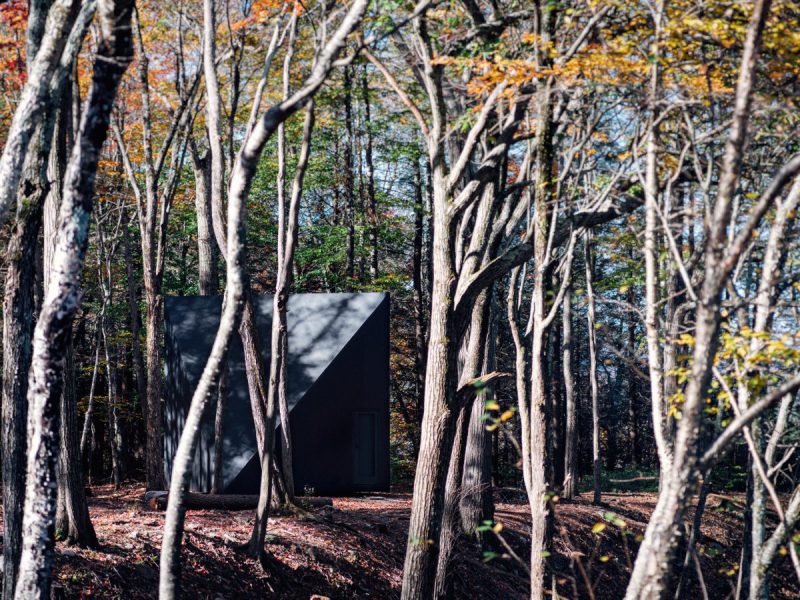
[354,412,377,480]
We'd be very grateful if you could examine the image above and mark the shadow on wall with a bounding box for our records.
[164,293,390,495]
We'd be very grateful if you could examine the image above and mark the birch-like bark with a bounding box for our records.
[2,170,44,600]
[562,273,577,498]
[3,23,51,599]
[202,0,227,258]
[47,71,96,550]
[79,343,101,457]
[161,2,369,591]
[14,2,133,596]
[625,2,776,597]
[642,0,672,487]
[251,101,315,554]
[4,6,96,594]
[413,158,427,429]
[343,65,356,286]
[0,0,80,223]
[189,146,219,295]
[585,233,601,505]
[362,63,378,278]
[275,14,299,502]
[744,179,800,599]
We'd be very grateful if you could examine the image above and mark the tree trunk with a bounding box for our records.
[144,287,165,490]
[400,162,458,600]
[361,63,378,279]
[101,318,123,487]
[6,6,95,590]
[527,62,558,600]
[14,2,133,594]
[562,277,577,498]
[57,338,97,544]
[642,0,672,490]
[413,158,427,428]
[121,206,148,422]
[252,100,315,552]
[434,289,492,597]
[79,342,100,457]
[585,234,601,505]
[2,177,43,600]
[189,146,219,295]
[625,2,774,596]
[626,283,640,468]
[433,404,469,600]
[46,73,96,548]
[343,66,356,287]
[273,21,300,502]
[460,296,495,536]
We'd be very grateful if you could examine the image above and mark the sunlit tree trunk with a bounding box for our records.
[14,2,133,596]
[585,234,601,505]
[562,273,577,498]
[625,2,775,596]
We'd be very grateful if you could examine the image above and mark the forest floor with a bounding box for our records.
[1,484,798,599]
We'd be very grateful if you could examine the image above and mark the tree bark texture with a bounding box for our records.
[14,2,133,596]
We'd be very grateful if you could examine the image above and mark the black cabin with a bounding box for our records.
[163,293,390,495]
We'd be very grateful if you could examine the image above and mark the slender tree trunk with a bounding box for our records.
[527,68,558,600]
[585,234,601,505]
[548,314,564,487]
[361,63,378,279]
[562,277,577,498]
[46,73,95,548]
[626,282,640,467]
[252,101,315,551]
[121,207,148,422]
[57,337,97,544]
[2,178,43,600]
[273,18,300,502]
[642,0,672,490]
[433,404,469,600]
[189,147,219,295]
[14,2,132,594]
[625,3,774,596]
[460,295,496,535]
[343,66,356,287]
[144,284,164,490]
[413,158,427,428]
[80,341,100,457]
[400,162,458,600]
[104,335,123,487]
[188,144,224,492]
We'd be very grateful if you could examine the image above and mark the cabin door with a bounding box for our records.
[353,411,377,485]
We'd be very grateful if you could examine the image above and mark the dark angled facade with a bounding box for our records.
[163,293,390,495]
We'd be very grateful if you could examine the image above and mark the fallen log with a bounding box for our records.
[144,492,333,511]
